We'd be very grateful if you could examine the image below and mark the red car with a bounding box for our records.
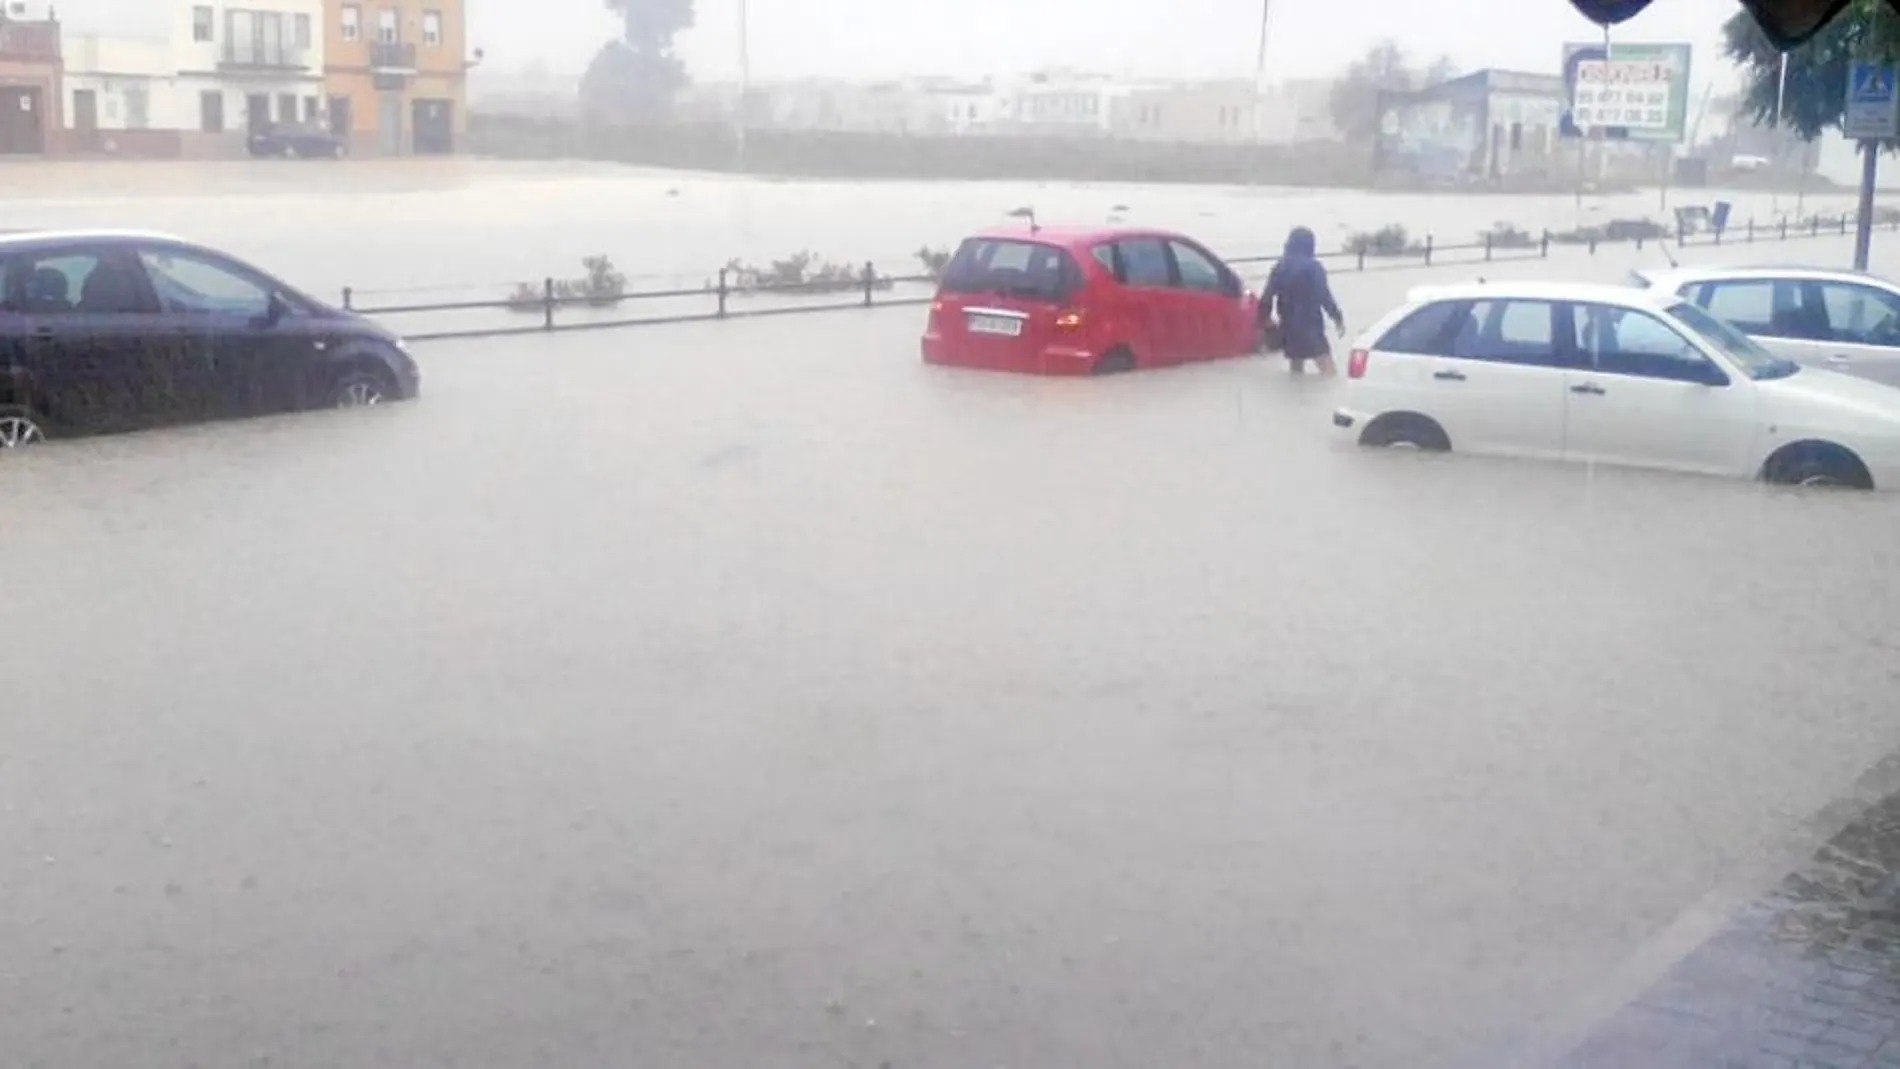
[921,224,1261,375]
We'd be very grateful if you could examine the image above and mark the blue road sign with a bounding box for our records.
[1846,61,1899,139]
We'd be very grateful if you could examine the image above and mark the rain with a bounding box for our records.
[7,0,1900,1067]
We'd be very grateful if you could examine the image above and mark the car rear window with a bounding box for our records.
[940,239,1084,303]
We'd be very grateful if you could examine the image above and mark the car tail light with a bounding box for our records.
[1053,309,1085,330]
[1347,348,1369,378]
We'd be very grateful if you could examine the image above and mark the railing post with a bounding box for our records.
[1746,217,1754,242]
[1713,225,1722,246]
[1636,235,1644,251]
[1484,232,1493,261]
[862,261,875,307]
[342,286,353,311]
[543,277,555,332]
[1811,215,1820,236]
[1677,216,1686,244]
[1356,247,1366,271]
[1423,234,1433,266]
[1588,237,1597,255]
[1540,230,1549,258]
[1840,213,1849,234]
[1780,218,1788,241]
[717,267,729,318]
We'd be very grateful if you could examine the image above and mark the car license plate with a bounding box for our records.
[967,313,1023,337]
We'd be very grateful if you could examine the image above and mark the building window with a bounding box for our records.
[201,90,224,132]
[422,10,441,45]
[293,13,311,49]
[125,88,149,129]
[377,8,398,43]
[341,5,360,41]
[303,95,319,122]
[192,5,213,41]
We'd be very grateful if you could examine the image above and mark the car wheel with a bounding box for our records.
[327,367,394,409]
[1093,346,1136,375]
[1764,442,1872,490]
[0,405,47,449]
[1361,413,1450,451]
[331,143,346,159]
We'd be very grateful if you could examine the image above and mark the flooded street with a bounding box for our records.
[0,158,1866,299]
[4,170,1900,1068]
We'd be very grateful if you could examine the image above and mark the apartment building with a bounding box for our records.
[323,0,465,154]
[0,4,62,154]
[55,0,323,156]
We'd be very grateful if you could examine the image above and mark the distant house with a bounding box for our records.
[55,0,326,158]
[1107,80,1263,144]
[1375,69,1567,183]
[0,3,63,154]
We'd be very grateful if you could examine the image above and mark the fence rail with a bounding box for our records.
[351,212,1896,344]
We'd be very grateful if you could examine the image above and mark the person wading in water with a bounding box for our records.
[1260,226,1345,377]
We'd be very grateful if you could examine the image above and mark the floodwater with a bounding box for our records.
[4,169,1900,1069]
[0,157,1867,301]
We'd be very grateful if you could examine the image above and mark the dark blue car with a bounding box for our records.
[0,229,417,446]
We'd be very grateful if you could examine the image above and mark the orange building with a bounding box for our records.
[322,0,466,154]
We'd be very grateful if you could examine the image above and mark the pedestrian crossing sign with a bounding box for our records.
[1853,64,1896,103]
[1845,61,1900,139]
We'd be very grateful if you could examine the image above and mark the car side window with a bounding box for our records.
[1446,299,1562,366]
[1815,282,1900,346]
[1576,303,1722,383]
[1374,299,1467,355]
[137,248,273,318]
[1090,243,1118,279]
[1168,240,1226,294]
[1699,278,1815,339]
[1116,237,1172,288]
[6,249,158,315]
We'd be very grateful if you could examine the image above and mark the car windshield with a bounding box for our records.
[1667,300,1801,380]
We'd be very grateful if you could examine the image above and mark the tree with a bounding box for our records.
[1724,0,1900,141]
[1327,42,1456,143]
[584,0,694,120]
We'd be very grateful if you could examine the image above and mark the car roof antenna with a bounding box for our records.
[1656,237,1681,269]
[1008,206,1038,232]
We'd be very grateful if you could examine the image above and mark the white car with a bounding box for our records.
[1332,280,1900,489]
[1632,265,1900,389]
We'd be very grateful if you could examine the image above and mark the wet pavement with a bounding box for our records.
[1538,757,1900,1069]
[3,218,1900,1067]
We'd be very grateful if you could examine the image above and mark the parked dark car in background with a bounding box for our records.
[247,122,348,159]
[0,229,418,447]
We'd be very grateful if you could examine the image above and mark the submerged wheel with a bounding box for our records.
[327,367,393,409]
[1763,442,1872,490]
[1360,413,1450,451]
[1094,346,1136,375]
[0,406,46,448]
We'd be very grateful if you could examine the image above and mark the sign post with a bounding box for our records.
[1844,61,1896,271]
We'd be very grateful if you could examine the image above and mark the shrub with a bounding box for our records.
[1342,224,1424,257]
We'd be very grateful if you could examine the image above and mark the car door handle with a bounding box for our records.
[1570,382,1606,395]
[1433,369,1467,381]
[1827,353,1851,363]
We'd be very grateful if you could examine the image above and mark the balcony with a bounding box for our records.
[219,42,310,71]
[0,19,60,62]
[370,41,416,73]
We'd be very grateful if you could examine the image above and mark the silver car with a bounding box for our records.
[1631,265,1900,389]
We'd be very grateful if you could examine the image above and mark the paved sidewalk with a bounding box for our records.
[1553,788,1900,1069]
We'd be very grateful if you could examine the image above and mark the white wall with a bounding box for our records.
[170,0,325,76]
[61,1,327,133]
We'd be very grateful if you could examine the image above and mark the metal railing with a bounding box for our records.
[370,41,416,70]
[220,42,310,69]
[343,211,1895,344]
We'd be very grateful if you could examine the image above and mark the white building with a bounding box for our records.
[996,70,1123,136]
[59,0,325,154]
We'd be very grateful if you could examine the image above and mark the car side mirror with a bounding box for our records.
[263,292,288,326]
[1695,360,1729,386]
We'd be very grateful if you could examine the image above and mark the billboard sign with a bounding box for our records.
[1560,42,1692,141]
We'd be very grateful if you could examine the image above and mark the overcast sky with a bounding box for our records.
[471,0,1745,87]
